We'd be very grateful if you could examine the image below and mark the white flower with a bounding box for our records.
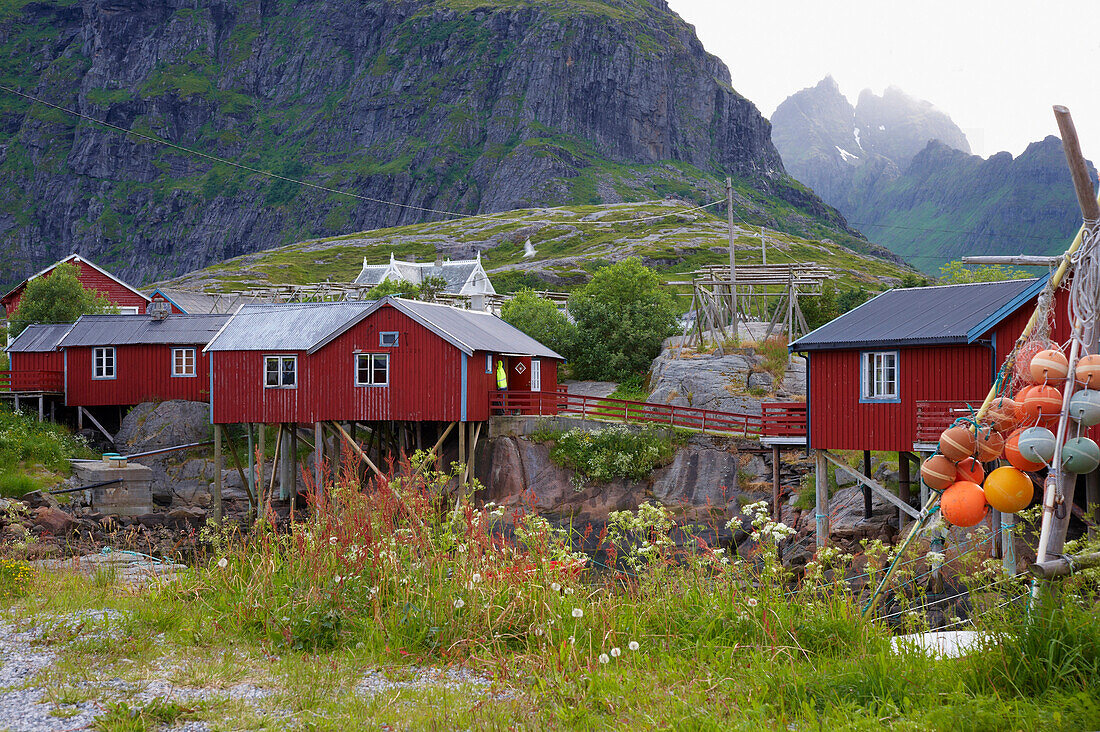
[564,587,574,595]
[334,575,342,584]
[628,641,639,651]
[571,608,583,618]
[598,653,609,664]
[454,598,465,609]
[216,557,228,569]
[457,544,467,554]
[568,636,575,645]
[551,582,561,592]
[534,627,544,636]
[329,536,338,545]
[610,647,621,657]
[747,597,758,607]
[369,586,379,596]
[472,573,482,583]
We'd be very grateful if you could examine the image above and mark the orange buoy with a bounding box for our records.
[975,429,1004,462]
[986,397,1018,432]
[1013,386,1037,422]
[941,480,988,527]
[1004,428,1045,472]
[955,457,985,484]
[1021,385,1063,424]
[1076,354,1100,389]
[983,466,1033,514]
[920,454,958,491]
[1015,339,1056,384]
[940,425,977,461]
[1029,348,1069,383]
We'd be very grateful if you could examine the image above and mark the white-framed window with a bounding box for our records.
[861,351,899,401]
[356,353,389,386]
[531,359,541,391]
[93,347,116,379]
[118,306,140,315]
[379,331,399,347]
[485,353,493,374]
[264,355,297,389]
[172,348,196,377]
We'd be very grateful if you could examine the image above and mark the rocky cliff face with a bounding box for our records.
[771,77,1096,271]
[0,0,845,287]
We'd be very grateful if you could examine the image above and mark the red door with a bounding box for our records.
[509,356,532,391]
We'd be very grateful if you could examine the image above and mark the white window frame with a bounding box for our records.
[264,355,297,389]
[172,347,196,378]
[860,351,899,402]
[531,359,541,392]
[93,347,116,380]
[485,353,493,374]
[118,306,140,315]
[355,353,389,386]
[379,331,399,347]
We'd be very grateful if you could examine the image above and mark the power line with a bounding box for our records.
[0,84,722,226]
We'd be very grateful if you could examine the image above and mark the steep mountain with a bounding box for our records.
[772,78,1094,271]
[154,200,915,295]
[844,137,1098,267]
[0,0,871,289]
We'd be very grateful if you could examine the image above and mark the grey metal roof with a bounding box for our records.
[207,298,563,359]
[353,258,484,292]
[58,314,231,347]
[152,289,235,314]
[353,264,393,287]
[790,278,1043,351]
[205,302,373,351]
[6,323,72,353]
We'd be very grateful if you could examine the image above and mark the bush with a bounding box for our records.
[540,425,676,482]
[500,289,574,357]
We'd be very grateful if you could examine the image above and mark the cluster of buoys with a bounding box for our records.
[917,345,1100,528]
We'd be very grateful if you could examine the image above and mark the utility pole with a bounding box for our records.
[726,177,738,342]
[761,226,767,265]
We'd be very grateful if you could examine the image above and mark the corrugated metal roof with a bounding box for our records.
[207,298,563,359]
[205,302,372,351]
[58,314,231,347]
[6,323,72,353]
[790,278,1043,351]
[153,289,237,314]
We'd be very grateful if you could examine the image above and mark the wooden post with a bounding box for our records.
[257,424,265,506]
[990,509,1002,559]
[49,400,55,423]
[726,176,738,343]
[223,431,257,507]
[898,452,911,529]
[330,421,384,478]
[919,451,931,506]
[814,450,828,548]
[458,421,466,485]
[1088,471,1100,541]
[38,395,43,422]
[462,421,482,486]
[862,450,872,520]
[77,406,82,430]
[771,444,781,522]
[330,423,343,485]
[213,424,224,525]
[314,422,324,499]
[1002,511,1017,576]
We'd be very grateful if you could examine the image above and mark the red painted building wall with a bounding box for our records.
[211,304,560,424]
[65,344,213,407]
[8,351,64,392]
[3,258,148,316]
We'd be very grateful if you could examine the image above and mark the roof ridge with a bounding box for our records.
[888,277,1039,293]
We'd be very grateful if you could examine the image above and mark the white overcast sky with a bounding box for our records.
[667,0,1100,161]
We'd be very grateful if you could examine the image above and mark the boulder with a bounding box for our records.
[33,506,75,535]
[114,400,211,453]
[648,352,763,414]
[782,356,807,397]
[747,371,774,390]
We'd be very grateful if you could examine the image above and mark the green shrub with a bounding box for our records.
[541,425,675,482]
[0,405,92,473]
[0,472,41,498]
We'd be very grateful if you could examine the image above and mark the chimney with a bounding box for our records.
[471,293,487,311]
[435,251,444,267]
[149,300,170,321]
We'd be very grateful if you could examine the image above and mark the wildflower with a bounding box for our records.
[564,587,574,595]
[571,608,583,618]
[454,598,465,609]
[471,572,482,583]
[747,597,758,607]
[535,627,544,636]
[216,557,228,569]
[598,653,609,664]
[568,636,575,645]
[551,582,561,592]
[610,647,621,657]
[628,641,639,651]
[329,536,338,545]
[457,544,467,554]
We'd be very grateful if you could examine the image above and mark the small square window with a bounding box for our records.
[172,348,196,377]
[379,331,399,347]
[356,353,389,386]
[861,351,899,401]
[93,347,116,379]
[264,355,297,388]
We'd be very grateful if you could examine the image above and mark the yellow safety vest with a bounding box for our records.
[496,361,508,389]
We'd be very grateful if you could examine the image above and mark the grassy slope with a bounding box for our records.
[155,200,916,295]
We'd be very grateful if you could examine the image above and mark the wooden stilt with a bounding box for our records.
[314,422,324,499]
[266,424,283,517]
[213,424,224,525]
[247,425,255,513]
[815,450,828,548]
[1002,511,1017,575]
[77,406,82,430]
[38,395,43,422]
[461,422,482,486]
[898,451,911,529]
[49,400,55,423]
[330,423,343,485]
[13,394,18,412]
[458,421,466,484]
[223,430,257,507]
[991,509,1002,559]
[771,444,781,522]
[257,424,265,506]
[331,421,383,478]
[1088,471,1100,541]
[80,407,113,443]
[862,450,872,519]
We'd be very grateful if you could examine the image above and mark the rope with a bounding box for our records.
[1067,217,1100,344]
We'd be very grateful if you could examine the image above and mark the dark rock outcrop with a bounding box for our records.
[0,0,854,287]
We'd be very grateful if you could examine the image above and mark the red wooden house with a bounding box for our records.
[204,296,562,426]
[1,254,151,319]
[58,313,229,408]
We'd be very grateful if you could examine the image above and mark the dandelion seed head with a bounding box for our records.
[216,557,228,569]
[571,608,583,618]
[598,653,609,664]
[453,598,465,609]
[610,647,621,657]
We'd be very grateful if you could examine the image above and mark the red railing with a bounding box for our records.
[915,400,982,443]
[490,390,808,439]
[0,370,64,393]
[761,401,808,438]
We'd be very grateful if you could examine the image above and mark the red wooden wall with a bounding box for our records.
[809,345,993,451]
[65,344,213,406]
[9,351,64,391]
[211,304,560,424]
[3,259,148,316]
